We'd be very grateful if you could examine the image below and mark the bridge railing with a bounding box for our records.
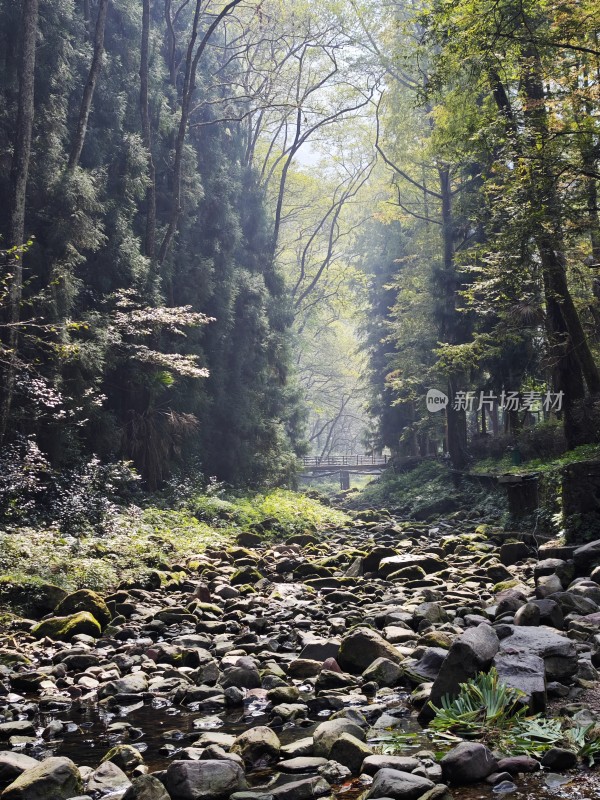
[302,454,389,468]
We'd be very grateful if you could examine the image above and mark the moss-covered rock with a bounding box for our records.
[1,756,81,800]
[293,562,333,579]
[101,744,144,773]
[492,579,521,593]
[193,602,222,617]
[54,589,111,629]
[230,567,262,586]
[32,611,101,641]
[286,533,318,547]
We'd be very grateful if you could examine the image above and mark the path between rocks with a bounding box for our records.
[2,510,600,800]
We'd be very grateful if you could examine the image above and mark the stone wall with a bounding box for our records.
[561,459,600,543]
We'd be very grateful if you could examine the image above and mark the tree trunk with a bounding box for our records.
[140,0,156,262]
[158,0,244,266]
[68,0,110,172]
[0,0,39,443]
[521,49,600,398]
[439,165,468,469]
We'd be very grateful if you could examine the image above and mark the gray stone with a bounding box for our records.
[365,768,434,800]
[2,757,82,800]
[0,753,39,785]
[535,574,563,599]
[500,542,531,566]
[540,748,578,770]
[278,758,328,773]
[269,776,330,800]
[419,624,499,724]
[549,591,599,616]
[164,760,246,800]
[496,756,540,774]
[492,652,546,712]
[0,723,35,741]
[574,539,600,574]
[530,599,564,629]
[328,733,372,775]
[362,657,404,687]
[361,755,419,776]
[121,775,171,800]
[87,761,131,795]
[318,761,351,784]
[441,742,498,784]
[312,720,366,758]
[514,603,540,627]
[231,726,280,768]
[403,648,447,684]
[338,627,403,673]
[299,638,340,662]
[498,625,578,680]
[378,555,446,578]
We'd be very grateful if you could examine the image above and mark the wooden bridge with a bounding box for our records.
[299,454,390,488]
[301,454,390,471]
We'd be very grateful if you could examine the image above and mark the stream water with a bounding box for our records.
[9,685,600,800]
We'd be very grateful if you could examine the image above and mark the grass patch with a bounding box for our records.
[345,460,506,521]
[0,490,350,612]
[472,443,600,476]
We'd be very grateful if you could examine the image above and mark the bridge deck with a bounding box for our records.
[302,455,389,469]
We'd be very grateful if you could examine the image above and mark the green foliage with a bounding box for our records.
[426,669,600,762]
[347,460,507,521]
[428,668,528,741]
[0,489,347,612]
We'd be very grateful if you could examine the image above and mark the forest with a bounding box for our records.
[2,0,600,502]
[2,1,600,799]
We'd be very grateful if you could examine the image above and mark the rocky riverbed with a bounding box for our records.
[1,509,600,800]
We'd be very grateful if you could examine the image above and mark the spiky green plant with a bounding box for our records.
[428,668,528,739]
[565,724,600,767]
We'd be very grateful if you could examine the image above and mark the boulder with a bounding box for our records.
[492,652,546,712]
[338,627,403,673]
[31,612,101,641]
[574,539,600,574]
[361,755,419,776]
[496,756,540,775]
[419,624,499,724]
[441,742,498,784]
[269,776,330,800]
[500,542,531,566]
[378,554,446,578]
[231,726,280,768]
[540,748,578,770]
[498,625,577,680]
[535,574,563,599]
[121,775,171,800]
[365,768,434,800]
[1,757,81,800]
[328,733,372,774]
[299,638,340,662]
[54,589,111,629]
[312,719,366,758]
[513,603,540,627]
[0,723,35,742]
[548,591,599,616]
[403,648,447,684]
[101,745,144,773]
[164,760,246,800]
[530,599,564,630]
[362,657,404,687]
[0,754,39,786]
[86,761,131,795]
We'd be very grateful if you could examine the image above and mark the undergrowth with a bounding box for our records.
[0,489,350,613]
[383,669,600,766]
[344,460,507,521]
